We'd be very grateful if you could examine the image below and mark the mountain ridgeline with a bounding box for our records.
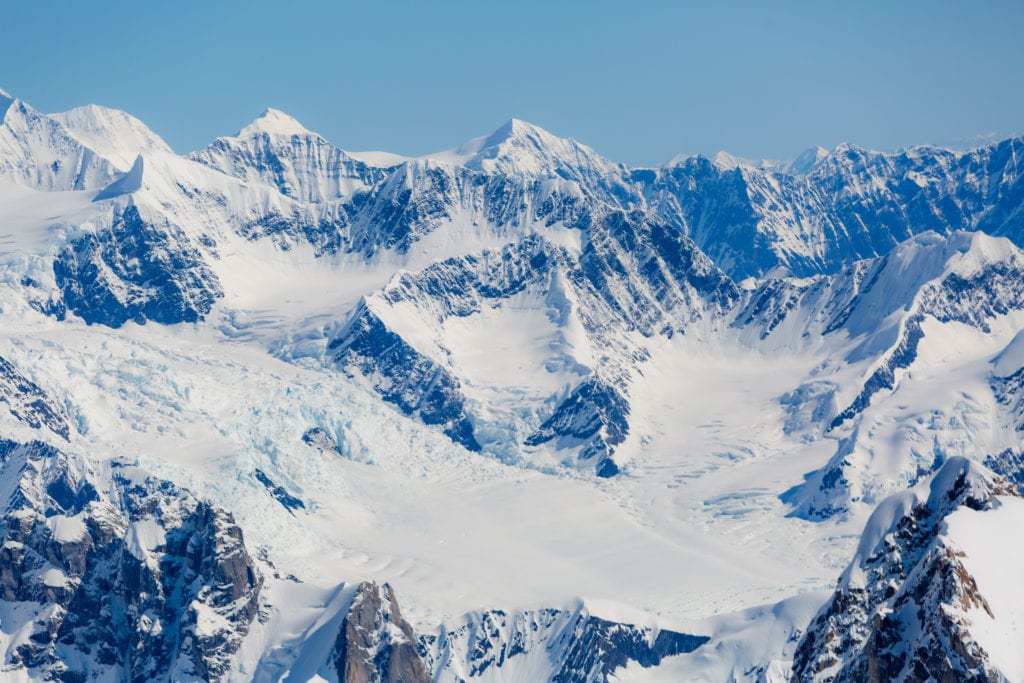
[4,88,1024,480]
[3,87,1024,681]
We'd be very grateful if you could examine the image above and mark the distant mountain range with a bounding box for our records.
[0,84,1023,681]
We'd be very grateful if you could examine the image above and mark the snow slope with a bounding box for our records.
[0,85,1022,681]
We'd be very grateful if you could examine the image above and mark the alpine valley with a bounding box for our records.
[0,84,1023,681]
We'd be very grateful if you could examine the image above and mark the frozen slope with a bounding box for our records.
[50,104,174,171]
[0,86,1023,680]
[792,458,1024,682]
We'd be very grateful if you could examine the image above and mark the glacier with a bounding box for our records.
[0,85,1022,680]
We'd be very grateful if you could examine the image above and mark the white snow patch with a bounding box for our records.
[46,513,88,543]
[992,329,1024,377]
[125,516,166,561]
[347,150,410,167]
[946,496,1024,682]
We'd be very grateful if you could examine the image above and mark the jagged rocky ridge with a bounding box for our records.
[314,582,713,683]
[330,581,432,683]
[3,86,1024,681]
[328,216,736,474]
[791,457,1020,682]
[751,231,1024,520]
[0,355,71,441]
[0,439,263,682]
[4,88,1024,476]
[419,602,709,683]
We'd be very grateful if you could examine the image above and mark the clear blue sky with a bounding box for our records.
[3,1,1022,165]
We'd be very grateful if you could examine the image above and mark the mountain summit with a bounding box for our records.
[1,88,1024,682]
[235,106,316,139]
[429,117,622,185]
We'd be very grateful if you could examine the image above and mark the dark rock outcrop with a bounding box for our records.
[0,439,262,681]
[791,457,1017,682]
[419,604,709,683]
[0,355,71,440]
[331,581,431,683]
[329,300,480,452]
[54,203,222,327]
[253,468,305,513]
[525,378,629,477]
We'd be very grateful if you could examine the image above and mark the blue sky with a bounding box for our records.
[3,1,1022,165]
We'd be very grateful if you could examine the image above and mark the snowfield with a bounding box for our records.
[0,85,1023,681]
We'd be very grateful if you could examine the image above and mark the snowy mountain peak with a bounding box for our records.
[236,107,316,139]
[824,141,877,163]
[483,116,550,146]
[711,150,781,172]
[188,106,385,204]
[93,153,144,201]
[831,141,859,153]
[430,117,619,182]
[51,104,172,171]
[0,95,124,191]
[785,145,829,174]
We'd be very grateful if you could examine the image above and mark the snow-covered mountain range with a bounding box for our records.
[0,84,1023,681]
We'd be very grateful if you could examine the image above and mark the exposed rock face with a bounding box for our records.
[790,457,1017,682]
[187,110,389,205]
[0,439,262,681]
[419,603,709,683]
[641,138,1024,280]
[525,378,629,477]
[331,581,431,683]
[752,232,1024,520]
[54,203,222,327]
[328,207,738,473]
[0,355,71,440]
[329,299,481,452]
[253,468,306,514]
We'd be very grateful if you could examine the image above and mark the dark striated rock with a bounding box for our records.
[331,581,431,683]
[254,468,305,513]
[572,209,739,338]
[54,203,222,327]
[326,210,737,475]
[329,300,480,452]
[0,439,263,681]
[525,378,629,477]
[641,137,1024,280]
[0,355,71,440]
[420,604,709,683]
[552,615,709,683]
[791,457,1017,682]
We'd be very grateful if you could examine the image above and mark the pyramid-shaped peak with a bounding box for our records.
[483,117,563,146]
[446,117,618,181]
[423,117,620,182]
[785,146,829,175]
[93,154,145,202]
[237,107,316,138]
